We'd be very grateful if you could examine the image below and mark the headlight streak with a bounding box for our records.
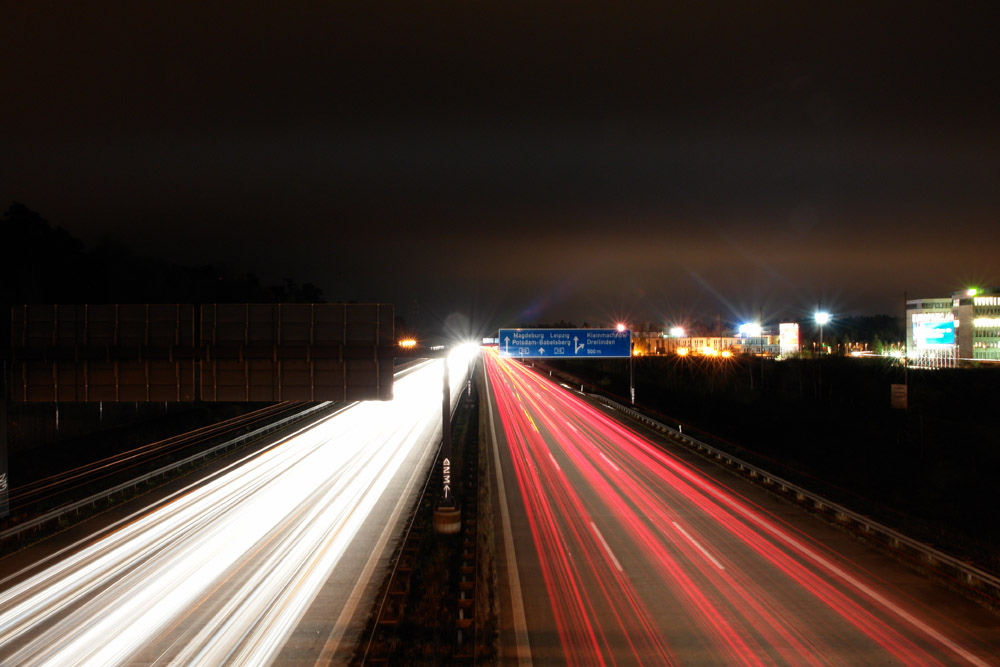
[485,350,991,666]
[0,348,478,667]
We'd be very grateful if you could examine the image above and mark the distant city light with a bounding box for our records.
[738,323,762,337]
[669,327,685,338]
[616,323,627,332]
[967,288,979,296]
[398,338,417,348]
[720,350,732,358]
[815,312,831,325]
[676,347,689,356]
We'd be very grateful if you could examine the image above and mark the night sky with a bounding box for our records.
[3,2,998,335]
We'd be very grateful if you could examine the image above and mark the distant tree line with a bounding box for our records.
[1,203,325,305]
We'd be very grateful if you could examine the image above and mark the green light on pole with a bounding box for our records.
[815,311,830,354]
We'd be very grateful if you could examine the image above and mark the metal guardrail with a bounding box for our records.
[586,392,1000,607]
[0,401,339,543]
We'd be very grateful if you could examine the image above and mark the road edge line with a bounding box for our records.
[485,359,533,665]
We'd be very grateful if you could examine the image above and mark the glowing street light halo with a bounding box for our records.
[815,311,831,355]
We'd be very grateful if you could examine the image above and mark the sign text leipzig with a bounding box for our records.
[498,328,631,359]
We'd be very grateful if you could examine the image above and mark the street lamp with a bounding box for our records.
[617,323,635,404]
[815,311,831,354]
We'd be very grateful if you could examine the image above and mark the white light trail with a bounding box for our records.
[0,348,477,666]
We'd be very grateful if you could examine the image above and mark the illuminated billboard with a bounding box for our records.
[912,312,955,348]
[779,323,799,354]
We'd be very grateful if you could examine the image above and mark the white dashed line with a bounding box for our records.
[598,451,621,472]
[591,522,624,572]
[673,521,725,570]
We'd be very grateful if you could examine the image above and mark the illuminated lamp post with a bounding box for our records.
[617,322,635,405]
[815,311,831,355]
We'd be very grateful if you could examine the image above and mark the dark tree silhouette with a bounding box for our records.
[2,203,330,305]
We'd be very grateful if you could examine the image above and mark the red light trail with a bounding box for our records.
[484,348,996,665]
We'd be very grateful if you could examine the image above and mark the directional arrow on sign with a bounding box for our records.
[504,336,509,354]
[538,347,545,354]
[574,336,584,354]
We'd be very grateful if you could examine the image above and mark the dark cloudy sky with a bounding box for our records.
[3,2,999,334]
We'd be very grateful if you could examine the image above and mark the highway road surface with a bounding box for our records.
[484,348,1000,665]
[0,348,477,666]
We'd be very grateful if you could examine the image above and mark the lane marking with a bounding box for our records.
[590,522,623,573]
[715,497,991,666]
[598,451,621,472]
[517,360,990,667]
[669,461,990,666]
[672,521,725,570]
[485,362,533,665]
[523,409,538,432]
[548,452,561,471]
[317,428,436,664]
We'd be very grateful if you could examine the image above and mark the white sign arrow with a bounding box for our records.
[574,336,584,354]
[538,347,545,355]
[442,457,452,498]
[504,336,509,354]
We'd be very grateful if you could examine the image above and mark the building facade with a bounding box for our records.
[906,287,1000,365]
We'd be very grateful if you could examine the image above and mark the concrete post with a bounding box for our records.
[434,356,460,534]
[1,360,9,518]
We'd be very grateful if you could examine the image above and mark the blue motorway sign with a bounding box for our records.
[498,328,631,359]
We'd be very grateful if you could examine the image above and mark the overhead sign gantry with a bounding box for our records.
[497,328,631,359]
